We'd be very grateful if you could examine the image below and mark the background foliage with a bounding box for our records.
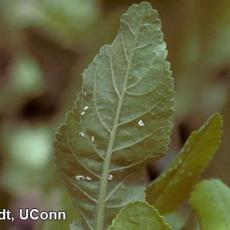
[0,0,229,229]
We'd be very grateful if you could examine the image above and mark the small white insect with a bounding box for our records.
[83,106,89,111]
[80,132,85,137]
[81,111,86,115]
[108,174,113,181]
[86,176,92,181]
[137,120,144,127]
[75,175,85,181]
[91,136,95,142]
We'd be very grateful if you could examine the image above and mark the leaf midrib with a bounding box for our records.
[95,24,139,230]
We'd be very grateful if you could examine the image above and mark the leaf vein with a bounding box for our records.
[66,129,102,179]
[79,210,94,230]
[68,178,98,204]
[112,130,157,153]
[121,18,137,38]
[118,101,160,127]
[105,49,121,98]
[105,174,131,202]
[121,33,129,63]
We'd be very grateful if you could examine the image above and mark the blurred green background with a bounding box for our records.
[0,0,229,229]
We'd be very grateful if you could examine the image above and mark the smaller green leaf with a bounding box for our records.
[189,179,230,230]
[108,201,171,230]
[145,113,223,213]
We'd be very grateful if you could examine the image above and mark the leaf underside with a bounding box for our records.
[145,114,223,214]
[189,179,230,230]
[54,2,174,229]
[108,201,171,230]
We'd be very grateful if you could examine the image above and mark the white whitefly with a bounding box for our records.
[137,120,144,127]
[108,174,113,181]
[86,176,92,181]
[81,111,86,115]
[83,106,89,111]
[80,132,85,137]
[91,136,95,142]
[75,175,85,181]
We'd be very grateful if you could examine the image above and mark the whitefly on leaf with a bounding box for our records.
[54,2,174,229]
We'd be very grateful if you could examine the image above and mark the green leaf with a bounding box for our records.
[54,2,174,229]
[108,201,171,230]
[145,114,223,214]
[189,179,230,230]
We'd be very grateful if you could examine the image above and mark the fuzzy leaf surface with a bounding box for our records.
[55,2,174,229]
[145,114,223,214]
[108,201,171,230]
[189,179,230,230]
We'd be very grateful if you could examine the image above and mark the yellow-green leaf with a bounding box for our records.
[54,2,174,229]
[189,179,230,230]
[108,201,171,230]
[145,114,223,214]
